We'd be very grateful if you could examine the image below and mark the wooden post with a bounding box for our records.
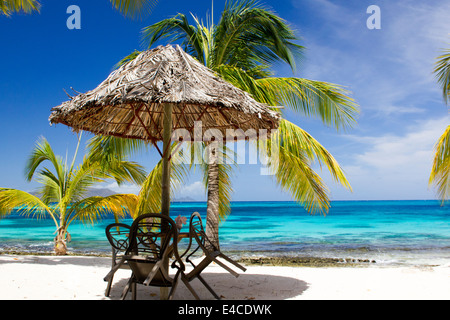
[161,103,173,218]
[160,102,173,300]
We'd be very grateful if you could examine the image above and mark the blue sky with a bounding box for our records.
[0,0,449,202]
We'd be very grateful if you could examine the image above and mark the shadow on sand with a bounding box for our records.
[0,254,109,267]
[107,272,309,300]
[0,255,309,300]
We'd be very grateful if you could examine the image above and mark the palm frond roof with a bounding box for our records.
[49,45,279,142]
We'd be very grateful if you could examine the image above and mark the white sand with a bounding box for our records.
[0,255,449,300]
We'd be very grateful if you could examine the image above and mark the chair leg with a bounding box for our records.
[131,282,137,300]
[181,275,201,300]
[197,274,221,300]
[144,261,162,286]
[105,274,114,297]
[168,271,181,300]
[121,276,134,300]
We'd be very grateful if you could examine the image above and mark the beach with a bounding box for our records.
[1,0,450,307]
[0,254,449,300]
[1,201,450,301]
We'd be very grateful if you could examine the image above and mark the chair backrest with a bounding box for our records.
[105,223,131,253]
[184,212,223,279]
[187,212,245,279]
[126,213,178,259]
[189,212,216,253]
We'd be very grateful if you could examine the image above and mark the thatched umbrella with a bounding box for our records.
[49,44,279,220]
[49,44,279,299]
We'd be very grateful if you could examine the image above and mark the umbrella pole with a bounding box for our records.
[160,102,173,300]
[161,102,173,219]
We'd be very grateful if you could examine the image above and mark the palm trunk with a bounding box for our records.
[54,226,68,255]
[161,103,173,219]
[205,146,220,251]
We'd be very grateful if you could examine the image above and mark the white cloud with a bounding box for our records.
[292,0,450,118]
[375,105,426,116]
[175,180,205,199]
[327,117,449,200]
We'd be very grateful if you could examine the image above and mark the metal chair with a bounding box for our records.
[104,213,185,300]
[174,212,247,300]
[104,223,131,297]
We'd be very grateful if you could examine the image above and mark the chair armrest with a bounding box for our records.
[171,259,186,271]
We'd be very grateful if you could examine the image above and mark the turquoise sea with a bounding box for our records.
[1,200,450,266]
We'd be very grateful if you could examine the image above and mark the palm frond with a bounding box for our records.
[106,160,148,186]
[86,135,148,186]
[63,161,105,205]
[65,157,146,207]
[430,125,450,203]
[434,48,450,104]
[136,161,163,215]
[261,119,352,214]
[34,168,62,205]
[214,64,274,103]
[68,194,139,225]
[87,135,148,163]
[109,0,157,19]
[215,163,234,221]
[273,143,330,214]
[113,50,142,70]
[1,0,40,16]
[0,188,54,220]
[215,65,358,130]
[141,13,205,61]
[189,13,217,67]
[214,0,303,71]
[87,135,167,217]
[281,120,351,190]
[135,144,191,217]
[25,137,66,184]
[257,77,359,131]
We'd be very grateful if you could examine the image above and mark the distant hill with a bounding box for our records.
[172,196,197,202]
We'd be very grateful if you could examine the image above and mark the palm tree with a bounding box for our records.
[430,48,450,202]
[0,135,146,255]
[85,135,191,218]
[110,0,358,248]
[1,0,156,18]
